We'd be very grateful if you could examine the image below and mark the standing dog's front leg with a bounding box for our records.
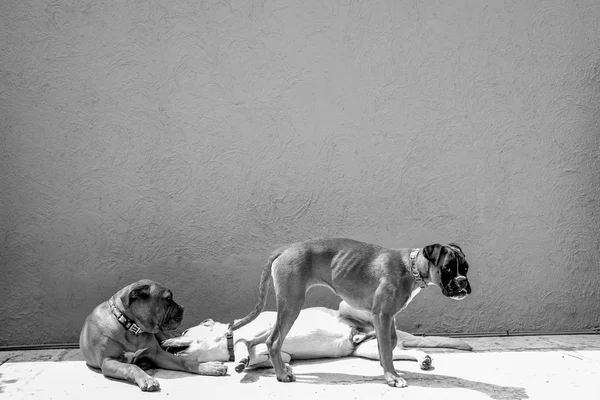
[372,311,407,388]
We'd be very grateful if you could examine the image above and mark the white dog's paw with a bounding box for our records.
[198,361,228,376]
[419,355,433,370]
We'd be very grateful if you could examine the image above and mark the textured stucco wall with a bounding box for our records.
[1,0,600,346]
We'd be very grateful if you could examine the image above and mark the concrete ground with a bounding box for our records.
[1,335,599,400]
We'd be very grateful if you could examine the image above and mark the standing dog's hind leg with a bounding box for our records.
[266,269,306,383]
[267,303,303,382]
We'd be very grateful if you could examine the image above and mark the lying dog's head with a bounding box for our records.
[161,318,231,362]
[423,243,471,300]
[117,279,185,334]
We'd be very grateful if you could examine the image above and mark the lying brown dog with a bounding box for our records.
[79,279,227,391]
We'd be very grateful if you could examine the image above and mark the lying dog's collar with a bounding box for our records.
[410,249,427,289]
[226,325,235,362]
[109,297,143,335]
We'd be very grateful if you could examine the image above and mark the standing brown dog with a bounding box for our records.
[229,238,471,387]
[79,279,227,391]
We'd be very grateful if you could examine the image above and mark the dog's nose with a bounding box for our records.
[465,282,472,294]
[456,277,472,294]
[455,276,468,289]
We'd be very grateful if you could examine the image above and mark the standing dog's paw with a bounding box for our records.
[198,361,228,376]
[384,373,408,388]
[137,376,160,392]
[419,355,433,370]
[276,365,296,383]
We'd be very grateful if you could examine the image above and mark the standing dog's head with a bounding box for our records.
[117,279,185,333]
[422,243,471,300]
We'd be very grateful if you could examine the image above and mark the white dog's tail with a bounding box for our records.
[229,251,281,331]
[396,331,473,351]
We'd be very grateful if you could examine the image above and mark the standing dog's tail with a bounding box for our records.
[229,251,281,331]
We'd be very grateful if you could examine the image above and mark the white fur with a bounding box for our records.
[162,301,471,369]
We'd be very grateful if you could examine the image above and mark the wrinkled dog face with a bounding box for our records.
[162,319,230,362]
[121,280,185,333]
[423,243,471,300]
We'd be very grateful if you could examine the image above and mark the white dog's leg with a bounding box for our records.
[247,343,269,368]
[234,340,251,373]
[353,339,433,370]
[246,343,291,370]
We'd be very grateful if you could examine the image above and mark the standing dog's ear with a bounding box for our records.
[448,243,463,254]
[122,283,152,308]
[423,244,444,266]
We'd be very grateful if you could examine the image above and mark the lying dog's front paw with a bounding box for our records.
[198,361,228,376]
[384,373,407,388]
[419,355,433,370]
[137,376,160,392]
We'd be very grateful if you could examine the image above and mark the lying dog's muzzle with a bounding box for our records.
[162,304,185,331]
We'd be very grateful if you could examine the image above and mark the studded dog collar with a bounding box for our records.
[109,297,143,335]
[410,249,428,289]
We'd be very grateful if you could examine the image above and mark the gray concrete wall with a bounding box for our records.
[1,0,600,346]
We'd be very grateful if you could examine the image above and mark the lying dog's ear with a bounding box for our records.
[423,244,444,266]
[201,318,214,327]
[130,284,152,300]
[122,283,152,307]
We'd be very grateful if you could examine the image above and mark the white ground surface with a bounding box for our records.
[1,335,599,400]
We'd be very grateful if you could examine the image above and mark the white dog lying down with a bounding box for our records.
[161,301,471,372]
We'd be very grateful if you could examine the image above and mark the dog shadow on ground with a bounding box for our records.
[239,364,528,400]
[0,372,19,394]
